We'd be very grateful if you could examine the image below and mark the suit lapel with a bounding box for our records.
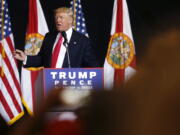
[68,30,79,49]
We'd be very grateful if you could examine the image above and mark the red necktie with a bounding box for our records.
[51,35,63,68]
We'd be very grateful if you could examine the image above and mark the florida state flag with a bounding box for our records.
[21,0,48,114]
[104,0,136,89]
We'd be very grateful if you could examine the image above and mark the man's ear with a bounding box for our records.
[68,17,73,25]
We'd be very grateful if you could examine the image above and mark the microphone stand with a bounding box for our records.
[63,42,71,68]
[61,31,71,68]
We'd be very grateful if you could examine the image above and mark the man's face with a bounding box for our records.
[55,12,72,32]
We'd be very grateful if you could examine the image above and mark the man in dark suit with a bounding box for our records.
[14,7,99,68]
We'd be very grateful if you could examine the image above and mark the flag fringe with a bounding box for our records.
[26,67,44,71]
[22,98,33,116]
[7,111,24,125]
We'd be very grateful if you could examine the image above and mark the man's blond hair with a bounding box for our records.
[54,7,73,19]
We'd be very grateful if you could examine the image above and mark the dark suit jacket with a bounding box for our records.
[25,30,99,68]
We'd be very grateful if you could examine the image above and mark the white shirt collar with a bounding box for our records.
[65,27,73,43]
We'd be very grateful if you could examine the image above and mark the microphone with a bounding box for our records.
[61,31,68,45]
[61,31,71,68]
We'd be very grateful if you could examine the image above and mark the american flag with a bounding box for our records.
[0,0,24,125]
[70,0,88,37]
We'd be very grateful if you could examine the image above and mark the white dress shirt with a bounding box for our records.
[52,28,73,68]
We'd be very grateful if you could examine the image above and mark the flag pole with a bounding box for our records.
[1,0,5,76]
[73,0,77,30]
[1,0,4,40]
